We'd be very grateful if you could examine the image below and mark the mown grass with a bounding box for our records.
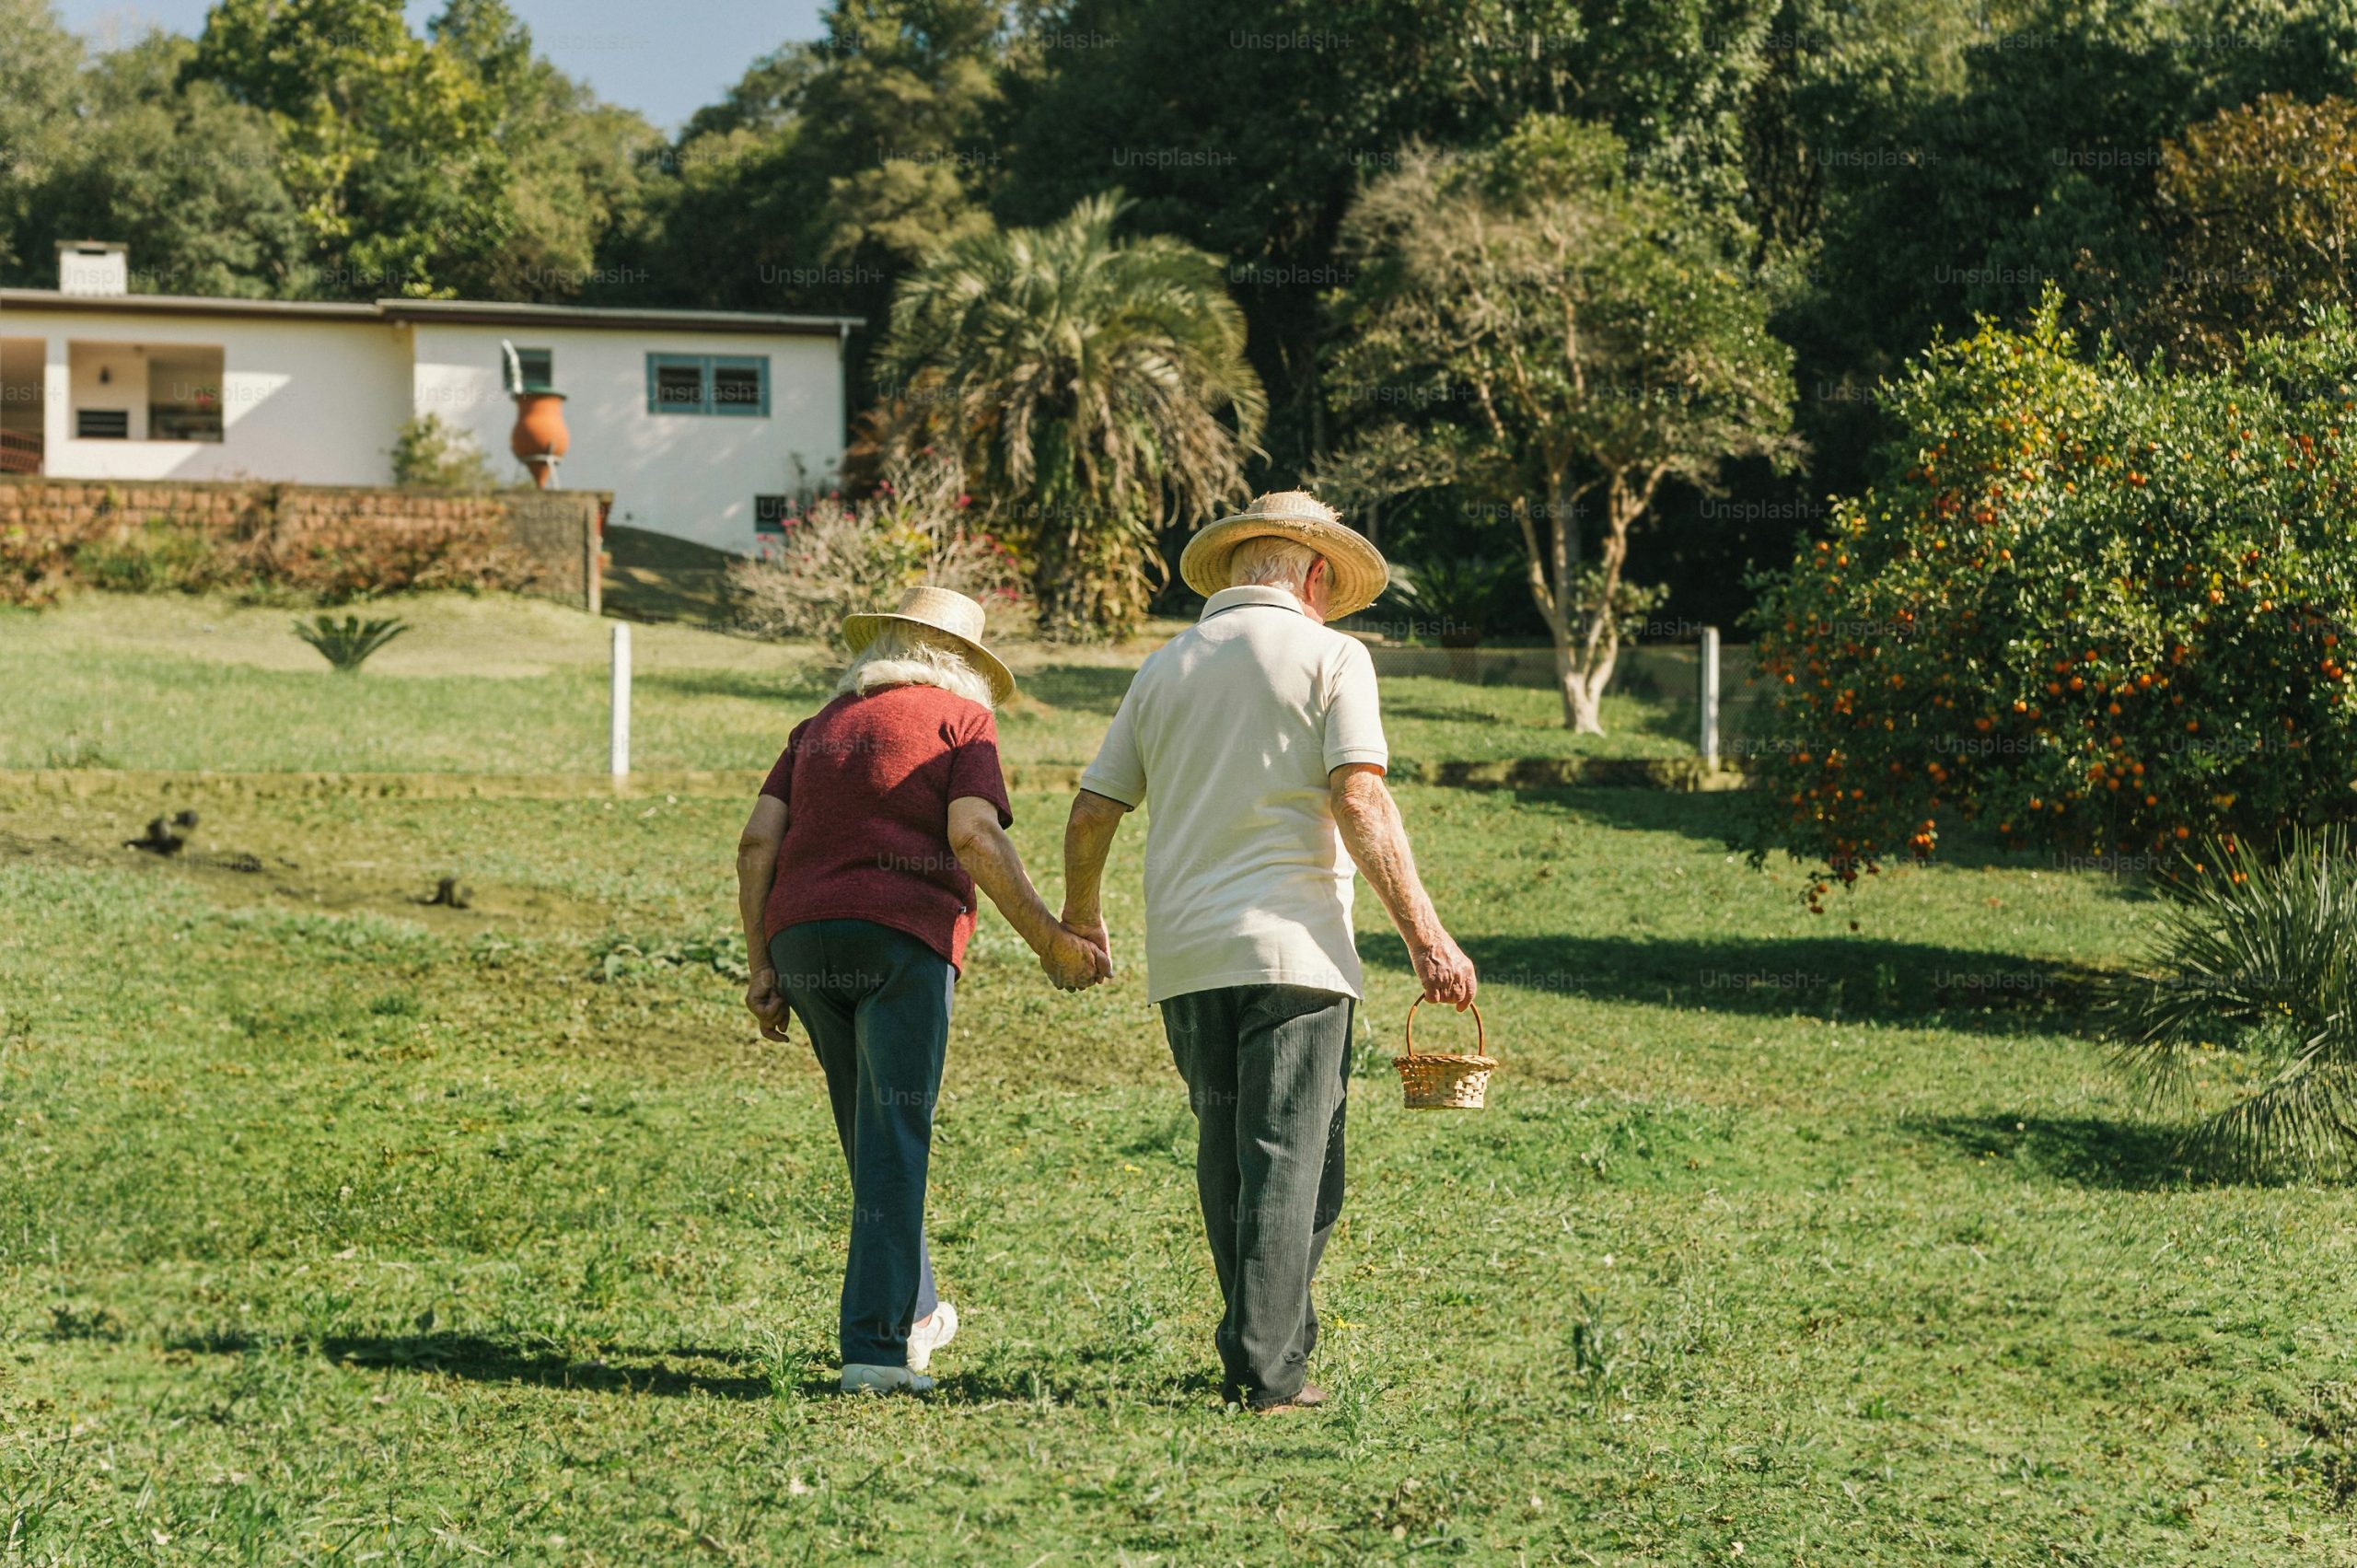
[0,591,1689,773]
[5,745,2354,1561]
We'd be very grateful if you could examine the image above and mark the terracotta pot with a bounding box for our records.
[510,390,570,489]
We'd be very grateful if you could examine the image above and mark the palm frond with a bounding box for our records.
[2101,826,2357,1175]
[295,613,410,673]
[877,192,1266,637]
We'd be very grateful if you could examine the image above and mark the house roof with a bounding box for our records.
[379,299,864,335]
[0,289,864,336]
[1,289,381,322]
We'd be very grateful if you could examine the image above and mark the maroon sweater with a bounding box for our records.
[760,683,1013,972]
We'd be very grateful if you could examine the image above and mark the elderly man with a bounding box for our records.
[1061,490,1478,1413]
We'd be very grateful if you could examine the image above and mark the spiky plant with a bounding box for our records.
[2103,827,2357,1173]
[295,613,410,673]
[1394,556,1514,643]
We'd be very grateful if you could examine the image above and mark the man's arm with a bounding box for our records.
[1329,763,1477,1008]
[1061,789,1132,968]
[948,796,1109,990]
[737,795,792,1039]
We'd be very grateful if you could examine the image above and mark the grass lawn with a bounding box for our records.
[3,591,2352,1564]
[0,592,1689,775]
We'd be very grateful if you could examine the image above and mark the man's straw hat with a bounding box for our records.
[1179,490,1388,619]
[841,585,1016,703]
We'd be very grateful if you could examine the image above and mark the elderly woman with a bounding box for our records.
[736,587,1107,1395]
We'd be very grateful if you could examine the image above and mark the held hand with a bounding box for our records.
[1411,931,1478,1011]
[746,966,793,1041]
[1062,908,1113,976]
[1040,924,1111,991]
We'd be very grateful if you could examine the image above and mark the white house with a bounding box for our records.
[0,242,860,552]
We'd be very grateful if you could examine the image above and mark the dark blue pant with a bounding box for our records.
[771,919,950,1368]
[1159,984,1353,1407]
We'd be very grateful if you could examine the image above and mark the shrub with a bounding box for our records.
[261,517,528,604]
[295,613,409,672]
[1387,556,1514,645]
[389,413,502,492]
[2103,827,2357,1172]
[1746,289,2357,906]
[728,453,1027,644]
[66,517,232,595]
[1,496,531,607]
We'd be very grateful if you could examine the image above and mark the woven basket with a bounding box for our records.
[1393,998,1497,1109]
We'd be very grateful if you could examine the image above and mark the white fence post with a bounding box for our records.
[610,621,632,781]
[1699,625,1721,766]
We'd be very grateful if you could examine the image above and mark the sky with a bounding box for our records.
[52,1,830,133]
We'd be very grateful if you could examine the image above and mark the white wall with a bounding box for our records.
[67,340,148,438]
[26,308,412,483]
[410,322,845,552]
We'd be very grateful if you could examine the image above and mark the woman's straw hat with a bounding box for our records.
[841,585,1016,703]
[1179,490,1389,619]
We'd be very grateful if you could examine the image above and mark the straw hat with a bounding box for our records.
[1179,490,1389,620]
[841,586,1016,704]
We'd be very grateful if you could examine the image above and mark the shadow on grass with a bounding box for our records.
[904,1363,1225,1408]
[1474,787,2174,897]
[1422,785,1743,842]
[1904,1113,2219,1191]
[321,1333,775,1399]
[161,1330,778,1400]
[1382,695,1690,744]
[1017,664,1135,715]
[604,525,737,628]
[633,667,833,706]
[1366,931,2111,1038]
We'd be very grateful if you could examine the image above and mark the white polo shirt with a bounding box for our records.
[1079,585,1390,1004]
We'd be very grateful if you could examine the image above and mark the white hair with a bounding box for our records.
[838,625,994,709]
[1229,536,1320,590]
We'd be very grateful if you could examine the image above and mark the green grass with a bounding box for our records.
[3,595,2354,1562]
[0,591,1691,773]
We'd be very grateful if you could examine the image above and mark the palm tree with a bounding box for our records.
[877,193,1266,639]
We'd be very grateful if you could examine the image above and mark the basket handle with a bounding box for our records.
[1403,997,1488,1059]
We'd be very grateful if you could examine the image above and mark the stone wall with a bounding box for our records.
[0,476,607,610]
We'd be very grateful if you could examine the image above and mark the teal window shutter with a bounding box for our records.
[648,354,710,414]
[711,355,769,418]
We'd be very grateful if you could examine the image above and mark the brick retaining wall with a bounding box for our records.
[0,476,606,610]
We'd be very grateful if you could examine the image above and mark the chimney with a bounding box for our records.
[57,241,129,296]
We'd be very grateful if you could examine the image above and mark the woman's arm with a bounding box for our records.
[737,795,792,1038]
[947,796,1109,990]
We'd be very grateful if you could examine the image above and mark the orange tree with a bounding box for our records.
[1745,289,2357,906]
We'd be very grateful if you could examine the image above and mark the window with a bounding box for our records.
[147,345,225,441]
[754,494,792,536]
[713,361,763,412]
[505,346,553,390]
[68,342,224,442]
[652,357,704,411]
[645,353,770,417]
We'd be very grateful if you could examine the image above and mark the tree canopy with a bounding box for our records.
[6,0,2356,640]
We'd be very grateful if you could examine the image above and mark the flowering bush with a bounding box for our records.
[1747,290,2357,906]
[728,453,1028,643]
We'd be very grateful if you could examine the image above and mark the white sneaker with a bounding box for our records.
[907,1302,958,1373]
[839,1364,934,1395]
